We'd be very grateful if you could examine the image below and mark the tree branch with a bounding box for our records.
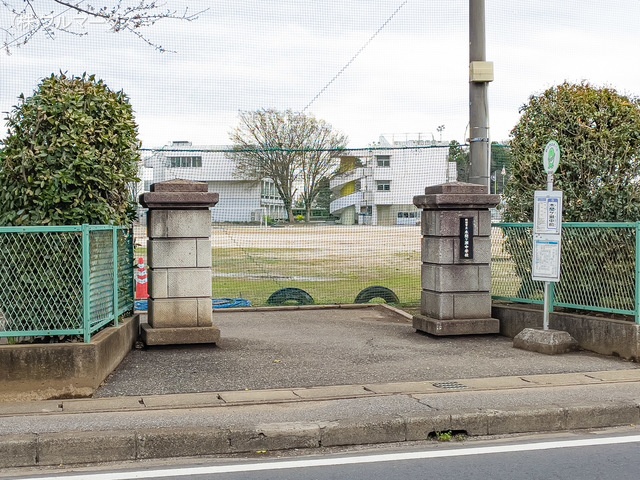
[2,0,207,52]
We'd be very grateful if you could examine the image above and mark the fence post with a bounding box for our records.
[636,222,640,325]
[82,224,91,343]
[112,227,119,327]
[127,227,134,309]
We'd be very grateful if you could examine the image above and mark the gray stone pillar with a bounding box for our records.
[139,179,220,345]
[412,182,500,335]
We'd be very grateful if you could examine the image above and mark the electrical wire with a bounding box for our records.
[302,0,408,112]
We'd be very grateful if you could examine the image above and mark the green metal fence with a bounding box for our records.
[491,222,640,324]
[0,225,134,342]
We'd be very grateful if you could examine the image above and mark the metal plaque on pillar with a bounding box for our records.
[460,217,474,259]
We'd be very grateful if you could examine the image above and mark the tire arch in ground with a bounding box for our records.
[266,288,315,306]
[354,286,399,304]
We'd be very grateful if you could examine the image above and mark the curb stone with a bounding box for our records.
[319,415,406,447]
[2,403,640,468]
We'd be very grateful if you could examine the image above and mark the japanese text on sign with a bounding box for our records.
[534,191,563,235]
[532,236,562,282]
[460,217,474,259]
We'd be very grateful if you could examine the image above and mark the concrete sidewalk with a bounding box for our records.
[1,305,639,468]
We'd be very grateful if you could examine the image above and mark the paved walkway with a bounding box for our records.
[1,305,639,469]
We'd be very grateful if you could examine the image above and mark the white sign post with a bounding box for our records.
[532,190,562,283]
[533,141,563,330]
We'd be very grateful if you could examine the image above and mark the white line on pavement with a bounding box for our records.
[25,434,640,480]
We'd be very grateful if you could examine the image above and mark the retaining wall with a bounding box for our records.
[0,316,139,402]
[493,303,640,361]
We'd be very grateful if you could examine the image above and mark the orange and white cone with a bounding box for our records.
[135,257,149,299]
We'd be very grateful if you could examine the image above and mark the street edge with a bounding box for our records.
[2,402,639,468]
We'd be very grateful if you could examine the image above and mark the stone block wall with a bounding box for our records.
[139,179,220,345]
[412,182,500,335]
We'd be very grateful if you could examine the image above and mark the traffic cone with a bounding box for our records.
[135,257,149,299]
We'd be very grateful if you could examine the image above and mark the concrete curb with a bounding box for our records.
[2,402,639,468]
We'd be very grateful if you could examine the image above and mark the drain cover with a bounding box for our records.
[431,381,468,390]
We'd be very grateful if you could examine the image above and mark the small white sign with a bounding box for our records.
[533,191,563,235]
[532,235,562,282]
[543,141,561,174]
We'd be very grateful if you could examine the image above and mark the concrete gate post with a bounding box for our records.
[412,182,500,335]
[139,179,220,345]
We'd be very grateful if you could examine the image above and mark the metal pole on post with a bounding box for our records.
[82,224,91,343]
[112,227,119,327]
[636,222,640,325]
[542,173,553,331]
[469,0,489,191]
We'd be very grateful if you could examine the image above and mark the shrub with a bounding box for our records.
[503,82,640,305]
[504,82,640,223]
[0,72,141,226]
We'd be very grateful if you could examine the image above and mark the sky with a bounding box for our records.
[1,0,639,149]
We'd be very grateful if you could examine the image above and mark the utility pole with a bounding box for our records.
[469,0,492,190]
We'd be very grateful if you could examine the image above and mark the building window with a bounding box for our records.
[376,155,391,167]
[168,156,202,168]
[261,180,281,201]
[376,180,391,191]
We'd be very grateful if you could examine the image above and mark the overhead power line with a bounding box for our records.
[302,0,408,112]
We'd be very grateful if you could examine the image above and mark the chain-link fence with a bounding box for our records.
[491,222,640,323]
[132,219,640,322]
[0,225,134,342]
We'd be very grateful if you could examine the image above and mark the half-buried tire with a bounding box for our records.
[354,286,399,304]
[267,287,315,306]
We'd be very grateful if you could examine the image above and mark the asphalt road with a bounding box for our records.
[8,430,640,480]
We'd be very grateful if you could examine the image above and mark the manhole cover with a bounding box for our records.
[431,381,468,390]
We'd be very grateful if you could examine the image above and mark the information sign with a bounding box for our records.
[532,235,562,282]
[535,140,563,330]
[533,191,563,235]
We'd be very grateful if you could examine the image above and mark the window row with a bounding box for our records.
[376,155,391,167]
[376,180,391,191]
[168,156,203,168]
[397,211,418,218]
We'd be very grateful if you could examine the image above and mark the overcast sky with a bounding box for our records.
[2,0,639,148]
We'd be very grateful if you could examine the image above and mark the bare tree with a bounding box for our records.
[297,117,347,222]
[230,109,347,223]
[2,1,205,53]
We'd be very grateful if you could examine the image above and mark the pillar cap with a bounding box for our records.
[140,179,219,210]
[413,182,500,209]
[151,179,209,193]
[424,181,487,195]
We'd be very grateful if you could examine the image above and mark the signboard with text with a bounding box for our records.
[459,217,474,259]
[532,190,563,282]
[533,191,563,235]
[536,140,563,328]
[532,235,562,282]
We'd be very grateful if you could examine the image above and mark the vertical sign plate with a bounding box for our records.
[533,191,563,235]
[460,217,474,259]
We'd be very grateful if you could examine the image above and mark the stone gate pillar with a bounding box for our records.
[139,179,220,345]
[413,182,500,335]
